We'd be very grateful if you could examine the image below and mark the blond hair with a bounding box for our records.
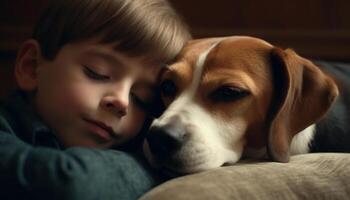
[33,0,191,63]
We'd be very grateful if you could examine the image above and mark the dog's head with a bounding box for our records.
[143,36,338,174]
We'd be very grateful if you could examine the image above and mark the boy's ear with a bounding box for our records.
[15,39,42,91]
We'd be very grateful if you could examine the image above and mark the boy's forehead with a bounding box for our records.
[83,36,165,63]
[68,38,155,64]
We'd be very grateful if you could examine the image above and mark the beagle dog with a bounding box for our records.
[143,36,350,174]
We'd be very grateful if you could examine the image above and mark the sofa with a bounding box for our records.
[140,153,350,200]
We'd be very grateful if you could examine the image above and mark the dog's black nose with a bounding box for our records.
[146,124,186,160]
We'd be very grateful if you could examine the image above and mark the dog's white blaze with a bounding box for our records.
[190,43,216,91]
[290,124,315,154]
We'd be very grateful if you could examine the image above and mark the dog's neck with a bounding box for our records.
[290,124,316,155]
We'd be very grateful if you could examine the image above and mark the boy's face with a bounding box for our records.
[34,39,162,148]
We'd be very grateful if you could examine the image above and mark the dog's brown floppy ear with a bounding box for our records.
[267,48,339,162]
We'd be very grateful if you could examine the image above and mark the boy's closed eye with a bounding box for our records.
[83,65,110,81]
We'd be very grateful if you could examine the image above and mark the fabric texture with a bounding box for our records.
[0,90,162,200]
[140,153,350,200]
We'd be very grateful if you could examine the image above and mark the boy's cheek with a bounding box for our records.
[61,84,99,108]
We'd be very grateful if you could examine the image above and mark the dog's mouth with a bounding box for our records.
[157,159,231,176]
[144,138,234,174]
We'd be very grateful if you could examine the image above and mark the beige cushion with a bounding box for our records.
[140,153,350,200]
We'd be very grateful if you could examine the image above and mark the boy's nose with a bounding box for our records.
[101,94,128,117]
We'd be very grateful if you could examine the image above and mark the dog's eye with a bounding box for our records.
[210,86,249,102]
[160,80,177,97]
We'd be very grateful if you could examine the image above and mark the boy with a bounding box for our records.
[0,0,191,199]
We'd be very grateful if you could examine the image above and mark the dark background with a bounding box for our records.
[1,0,350,97]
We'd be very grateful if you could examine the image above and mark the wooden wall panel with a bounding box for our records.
[1,0,349,59]
[0,0,47,97]
[169,0,350,61]
[0,0,47,53]
[1,0,350,96]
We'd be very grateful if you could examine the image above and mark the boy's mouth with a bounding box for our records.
[83,118,120,141]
